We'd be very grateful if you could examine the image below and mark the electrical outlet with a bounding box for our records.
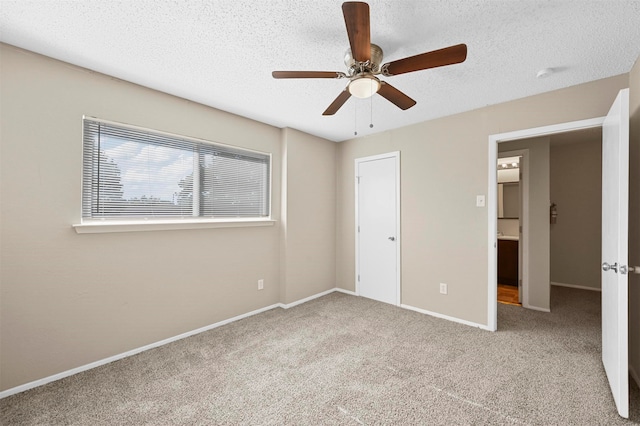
[258,279,264,290]
[439,283,448,295]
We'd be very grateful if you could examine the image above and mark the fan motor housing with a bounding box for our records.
[344,43,383,74]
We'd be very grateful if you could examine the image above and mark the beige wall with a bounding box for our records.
[0,44,336,391]
[336,74,628,325]
[550,136,602,290]
[280,128,336,304]
[1,40,636,393]
[629,56,640,383]
[500,137,551,311]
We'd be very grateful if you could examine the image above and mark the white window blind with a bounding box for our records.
[82,118,270,220]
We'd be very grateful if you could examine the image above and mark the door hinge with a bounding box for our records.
[358,275,360,282]
[519,225,522,233]
[356,176,360,184]
[358,225,360,233]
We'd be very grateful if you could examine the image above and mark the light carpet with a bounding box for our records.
[2,286,638,425]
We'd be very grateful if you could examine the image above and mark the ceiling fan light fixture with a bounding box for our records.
[348,74,380,98]
[272,2,467,115]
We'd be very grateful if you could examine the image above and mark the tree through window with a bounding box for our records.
[82,118,270,220]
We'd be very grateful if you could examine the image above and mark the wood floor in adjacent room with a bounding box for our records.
[498,283,521,306]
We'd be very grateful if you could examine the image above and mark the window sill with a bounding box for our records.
[73,218,276,234]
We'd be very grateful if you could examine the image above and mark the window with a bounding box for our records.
[82,118,271,221]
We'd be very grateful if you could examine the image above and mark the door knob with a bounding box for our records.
[602,262,618,273]
[388,237,395,241]
[620,265,638,275]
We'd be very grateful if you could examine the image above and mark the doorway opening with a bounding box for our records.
[488,89,630,418]
[495,131,603,307]
[497,153,525,307]
[487,117,606,331]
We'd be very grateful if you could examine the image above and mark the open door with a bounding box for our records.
[601,88,629,418]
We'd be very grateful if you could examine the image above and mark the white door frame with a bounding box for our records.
[487,117,605,331]
[498,149,530,308]
[355,151,401,305]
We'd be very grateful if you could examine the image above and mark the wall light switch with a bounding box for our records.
[439,283,448,295]
[476,195,485,207]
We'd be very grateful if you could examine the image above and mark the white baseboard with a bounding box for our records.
[280,288,336,309]
[0,287,498,399]
[334,287,357,296]
[523,303,551,313]
[551,281,601,292]
[0,302,284,400]
[630,364,640,389]
[400,303,493,331]
[0,287,358,400]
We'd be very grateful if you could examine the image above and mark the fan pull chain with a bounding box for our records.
[369,87,374,129]
[354,102,358,136]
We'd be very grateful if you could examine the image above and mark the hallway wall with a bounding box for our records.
[500,137,550,311]
[550,134,602,290]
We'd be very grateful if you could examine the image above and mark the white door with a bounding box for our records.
[356,152,400,305]
[601,88,629,418]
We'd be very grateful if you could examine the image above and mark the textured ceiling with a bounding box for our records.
[1,0,639,142]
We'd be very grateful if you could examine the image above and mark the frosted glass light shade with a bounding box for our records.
[348,76,381,99]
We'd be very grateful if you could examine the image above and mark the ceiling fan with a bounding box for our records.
[272,1,467,116]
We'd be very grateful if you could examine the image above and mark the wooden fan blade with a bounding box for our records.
[323,90,351,115]
[342,2,371,62]
[381,44,467,76]
[377,82,416,110]
[272,71,345,79]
